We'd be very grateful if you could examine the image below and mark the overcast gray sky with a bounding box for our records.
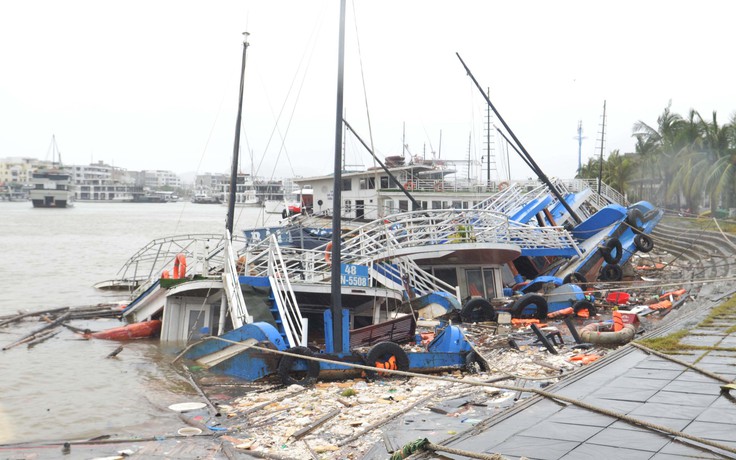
[1,0,733,182]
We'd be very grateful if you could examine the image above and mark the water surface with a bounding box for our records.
[0,201,278,443]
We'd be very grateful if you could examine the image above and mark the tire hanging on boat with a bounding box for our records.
[563,271,587,290]
[365,341,409,379]
[277,346,320,386]
[626,208,644,234]
[600,263,623,281]
[634,233,654,253]
[511,293,548,320]
[600,237,622,264]
[572,299,596,318]
[642,208,659,222]
[460,297,496,323]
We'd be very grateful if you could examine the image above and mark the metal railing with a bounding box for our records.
[223,230,252,328]
[244,208,582,283]
[266,235,306,348]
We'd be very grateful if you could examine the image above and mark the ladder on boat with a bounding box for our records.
[223,230,252,328]
[265,235,306,348]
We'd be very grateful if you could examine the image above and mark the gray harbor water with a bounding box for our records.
[0,201,279,444]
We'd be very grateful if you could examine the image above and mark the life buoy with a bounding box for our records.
[324,241,333,264]
[364,341,410,380]
[634,234,654,253]
[403,181,416,191]
[600,237,622,264]
[434,181,444,192]
[460,297,496,323]
[511,293,548,320]
[277,346,320,386]
[173,253,187,279]
[579,322,636,345]
[498,181,510,191]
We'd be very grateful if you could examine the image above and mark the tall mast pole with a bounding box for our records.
[330,0,347,353]
[597,100,606,196]
[226,32,250,238]
[486,88,491,186]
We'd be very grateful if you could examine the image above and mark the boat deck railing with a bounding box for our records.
[223,230,252,328]
[245,208,582,284]
[267,235,306,348]
[115,233,248,297]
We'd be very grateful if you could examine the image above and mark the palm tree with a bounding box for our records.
[699,111,736,213]
[602,150,632,197]
[632,101,688,209]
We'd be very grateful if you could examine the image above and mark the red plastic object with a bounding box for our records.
[606,291,630,305]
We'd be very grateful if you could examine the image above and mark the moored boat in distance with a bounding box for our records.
[30,135,74,208]
[30,168,74,208]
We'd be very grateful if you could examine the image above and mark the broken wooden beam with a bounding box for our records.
[3,312,71,350]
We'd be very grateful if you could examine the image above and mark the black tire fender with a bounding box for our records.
[460,297,496,323]
[634,233,654,253]
[642,209,659,222]
[600,237,622,264]
[277,346,320,386]
[600,263,623,281]
[563,271,587,289]
[464,351,490,374]
[365,341,410,379]
[626,208,644,233]
[572,299,597,318]
[511,293,548,320]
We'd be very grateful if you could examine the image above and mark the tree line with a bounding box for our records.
[577,102,736,216]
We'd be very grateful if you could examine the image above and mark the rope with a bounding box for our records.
[427,441,505,460]
[199,336,736,455]
[390,438,505,460]
[631,342,733,383]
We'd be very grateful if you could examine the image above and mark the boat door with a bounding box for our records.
[356,200,365,219]
[161,296,217,342]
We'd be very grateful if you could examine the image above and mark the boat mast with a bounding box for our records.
[330,0,347,353]
[456,53,582,225]
[226,32,250,238]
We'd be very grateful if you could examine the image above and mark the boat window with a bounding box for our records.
[431,200,442,209]
[345,200,352,214]
[451,200,462,209]
[341,178,352,191]
[398,200,409,212]
[466,269,484,297]
[466,268,496,299]
[483,269,496,298]
[380,176,389,188]
[359,177,375,190]
[432,267,458,288]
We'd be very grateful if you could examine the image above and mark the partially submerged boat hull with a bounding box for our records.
[87,319,162,340]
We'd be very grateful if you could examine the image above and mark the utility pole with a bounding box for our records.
[597,101,607,196]
[575,120,587,174]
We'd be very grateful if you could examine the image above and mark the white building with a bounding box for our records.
[70,161,137,202]
[142,170,181,189]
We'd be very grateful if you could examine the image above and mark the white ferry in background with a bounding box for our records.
[30,167,74,208]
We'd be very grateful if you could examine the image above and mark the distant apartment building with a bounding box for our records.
[0,157,44,185]
[195,172,228,189]
[142,170,181,189]
[70,161,138,201]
